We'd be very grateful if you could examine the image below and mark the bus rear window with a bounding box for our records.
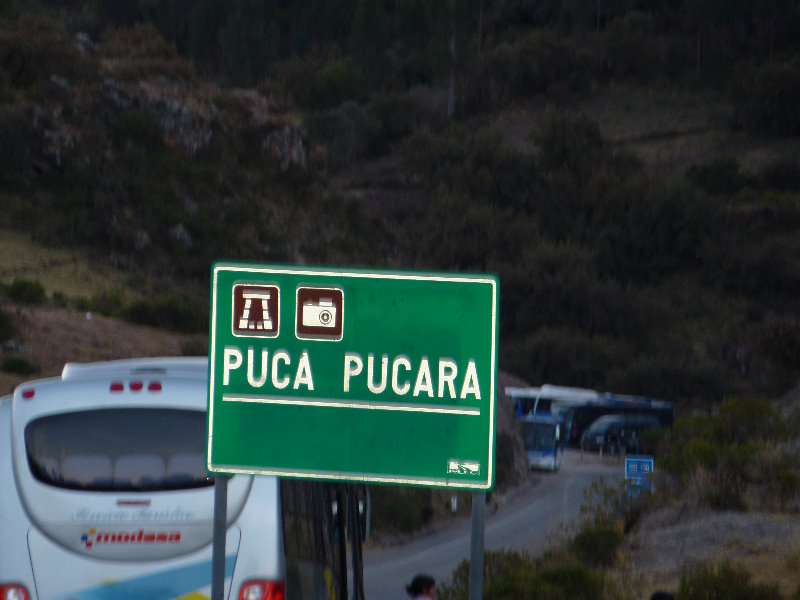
[522,422,557,450]
[25,408,214,491]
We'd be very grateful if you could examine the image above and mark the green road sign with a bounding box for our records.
[207,262,499,490]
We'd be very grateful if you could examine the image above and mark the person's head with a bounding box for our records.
[406,574,436,597]
[650,592,674,600]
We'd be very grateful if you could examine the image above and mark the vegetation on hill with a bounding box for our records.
[1,2,800,408]
[1,3,799,596]
[434,396,800,599]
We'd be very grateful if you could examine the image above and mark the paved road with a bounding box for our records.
[362,450,622,599]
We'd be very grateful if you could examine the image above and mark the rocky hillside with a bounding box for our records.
[2,8,800,410]
[1,17,383,283]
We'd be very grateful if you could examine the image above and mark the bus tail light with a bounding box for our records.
[239,580,285,600]
[0,583,30,600]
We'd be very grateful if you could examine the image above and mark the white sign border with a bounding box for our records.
[208,263,498,490]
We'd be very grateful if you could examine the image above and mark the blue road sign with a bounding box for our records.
[625,455,654,497]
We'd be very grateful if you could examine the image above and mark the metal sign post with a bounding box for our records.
[469,492,485,600]
[211,475,229,600]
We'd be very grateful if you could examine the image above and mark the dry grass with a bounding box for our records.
[0,303,197,395]
[488,84,800,177]
[0,232,135,301]
[0,232,205,396]
[617,506,800,599]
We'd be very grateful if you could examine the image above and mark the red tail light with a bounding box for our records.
[0,583,30,600]
[239,580,285,600]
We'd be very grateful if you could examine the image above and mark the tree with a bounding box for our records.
[218,0,279,87]
[351,0,391,88]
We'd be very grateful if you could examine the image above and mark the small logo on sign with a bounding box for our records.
[447,460,480,476]
[296,287,343,340]
[232,284,279,337]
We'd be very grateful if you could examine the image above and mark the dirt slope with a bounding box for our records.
[618,506,800,598]
[0,303,197,395]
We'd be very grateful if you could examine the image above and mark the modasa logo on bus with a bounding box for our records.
[81,527,181,549]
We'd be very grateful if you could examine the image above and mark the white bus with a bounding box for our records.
[0,357,365,600]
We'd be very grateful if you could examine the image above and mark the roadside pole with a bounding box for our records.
[349,484,365,600]
[212,475,229,600]
[469,492,485,600]
[207,264,499,599]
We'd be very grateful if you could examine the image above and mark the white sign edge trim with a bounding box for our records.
[213,263,497,285]
[208,264,499,486]
[207,462,494,490]
[223,393,480,415]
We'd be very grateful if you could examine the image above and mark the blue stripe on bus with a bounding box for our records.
[55,555,236,600]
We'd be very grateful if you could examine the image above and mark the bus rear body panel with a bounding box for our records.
[1,358,290,600]
[28,526,241,600]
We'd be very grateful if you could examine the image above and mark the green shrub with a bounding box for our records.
[722,234,800,305]
[0,306,14,340]
[732,60,800,136]
[400,125,538,212]
[686,158,748,195]
[678,560,780,600]
[2,354,38,375]
[88,290,126,317]
[369,485,433,535]
[304,101,380,170]
[438,550,609,600]
[462,29,596,113]
[51,291,68,308]
[270,56,320,109]
[571,518,624,567]
[310,58,366,110]
[0,106,37,180]
[604,358,726,404]
[754,313,800,372]
[570,478,638,566]
[7,278,46,304]
[539,561,608,599]
[493,431,519,492]
[602,11,672,82]
[535,110,607,187]
[100,23,196,82]
[596,178,716,284]
[659,399,798,510]
[180,335,208,357]
[713,397,782,444]
[501,327,627,390]
[758,159,800,192]
[110,108,164,153]
[123,291,208,333]
[101,22,178,60]
[506,241,656,338]
[367,93,417,145]
[0,13,96,89]
[761,449,800,510]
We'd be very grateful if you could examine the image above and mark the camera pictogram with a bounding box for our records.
[296,287,343,340]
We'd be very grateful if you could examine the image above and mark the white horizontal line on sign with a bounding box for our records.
[222,393,480,415]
